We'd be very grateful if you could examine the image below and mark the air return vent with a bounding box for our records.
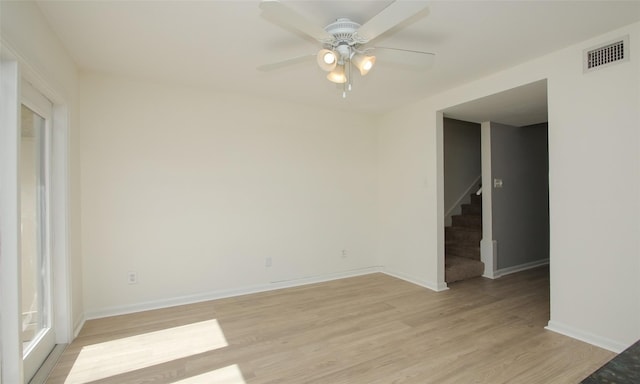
[584,36,629,72]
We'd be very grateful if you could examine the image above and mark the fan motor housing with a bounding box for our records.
[325,18,362,45]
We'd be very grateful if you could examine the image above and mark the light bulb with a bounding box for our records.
[317,49,338,72]
[323,52,336,64]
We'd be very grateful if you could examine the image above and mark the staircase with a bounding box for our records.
[445,193,485,283]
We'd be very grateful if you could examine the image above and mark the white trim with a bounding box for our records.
[26,344,65,384]
[480,239,498,279]
[21,81,57,383]
[444,174,482,226]
[1,40,63,107]
[545,320,630,353]
[383,269,449,292]
[51,104,73,345]
[85,267,384,320]
[84,266,454,321]
[10,40,74,346]
[494,259,549,278]
[436,112,448,292]
[73,316,85,339]
[1,38,74,383]
[0,54,25,384]
[480,122,496,279]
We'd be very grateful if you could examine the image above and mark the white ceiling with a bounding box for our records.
[36,1,640,121]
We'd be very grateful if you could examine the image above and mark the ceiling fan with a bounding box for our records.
[258,0,435,97]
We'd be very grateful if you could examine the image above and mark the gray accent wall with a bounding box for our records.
[444,118,481,215]
[490,122,549,270]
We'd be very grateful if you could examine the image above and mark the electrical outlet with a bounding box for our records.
[265,257,272,268]
[127,271,138,285]
[341,249,348,259]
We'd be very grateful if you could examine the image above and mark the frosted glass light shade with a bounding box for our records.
[352,54,376,75]
[317,49,337,72]
[326,65,347,83]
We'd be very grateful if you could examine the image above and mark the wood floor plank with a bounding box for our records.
[46,267,615,384]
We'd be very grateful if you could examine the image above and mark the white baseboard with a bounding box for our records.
[382,269,448,292]
[494,258,549,278]
[29,344,66,384]
[269,266,383,288]
[84,266,384,320]
[73,315,86,338]
[84,266,452,320]
[481,239,497,279]
[545,320,630,353]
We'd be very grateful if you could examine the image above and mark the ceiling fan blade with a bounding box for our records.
[373,47,435,69]
[357,1,430,42]
[259,0,333,42]
[257,54,316,71]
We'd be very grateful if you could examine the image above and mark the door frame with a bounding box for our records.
[1,42,73,384]
[21,81,55,382]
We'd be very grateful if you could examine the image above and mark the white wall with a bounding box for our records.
[80,73,379,317]
[377,22,640,351]
[377,105,444,290]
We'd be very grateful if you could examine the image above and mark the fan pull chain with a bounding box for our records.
[343,56,353,99]
[342,62,348,99]
[348,58,353,91]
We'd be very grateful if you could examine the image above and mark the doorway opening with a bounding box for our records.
[0,57,73,383]
[440,79,549,287]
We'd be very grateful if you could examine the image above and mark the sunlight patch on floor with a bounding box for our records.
[65,319,228,383]
[169,364,246,384]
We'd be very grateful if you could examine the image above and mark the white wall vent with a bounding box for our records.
[584,35,629,73]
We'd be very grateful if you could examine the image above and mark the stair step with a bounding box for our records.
[446,190,483,284]
[445,255,484,283]
[446,244,481,260]
[452,214,482,229]
[461,203,482,215]
[445,226,482,244]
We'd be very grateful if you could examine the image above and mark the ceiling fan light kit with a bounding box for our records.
[314,19,377,88]
[259,0,434,98]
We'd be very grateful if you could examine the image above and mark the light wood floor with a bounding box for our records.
[46,267,615,384]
